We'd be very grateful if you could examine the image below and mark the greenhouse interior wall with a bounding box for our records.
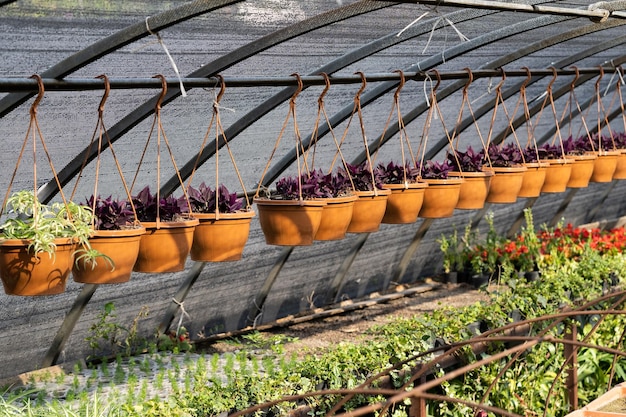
[0,0,625,380]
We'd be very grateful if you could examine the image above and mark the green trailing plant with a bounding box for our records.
[0,190,99,261]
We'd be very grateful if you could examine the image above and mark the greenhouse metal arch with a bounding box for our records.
[0,0,625,379]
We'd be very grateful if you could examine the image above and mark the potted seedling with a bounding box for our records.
[537,142,574,193]
[375,161,427,224]
[480,143,527,203]
[555,136,598,189]
[72,195,145,284]
[338,161,391,233]
[254,172,327,246]
[0,190,95,295]
[311,169,358,241]
[131,186,198,273]
[418,160,463,218]
[607,132,626,179]
[187,182,254,262]
[447,146,493,210]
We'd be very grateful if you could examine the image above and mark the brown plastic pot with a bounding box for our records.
[484,165,527,203]
[73,227,146,284]
[0,238,76,296]
[518,162,549,198]
[613,150,626,180]
[190,211,255,261]
[418,178,463,218]
[567,153,597,188]
[314,195,357,241]
[381,182,428,224]
[255,198,326,245]
[449,171,492,210]
[347,189,391,233]
[590,151,620,183]
[540,159,573,193]
[134,218,199,273]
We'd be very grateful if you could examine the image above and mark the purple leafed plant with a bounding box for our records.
[341,161,383,191]
[601,132,626,150]
[521,145,541,163]
[274,172,324,200]
[375,161,421,184]
[187,182,243,213]
[132,186,189,222]
[482,143,523,167]
[447,146,484,172]
[538,142,566,159]
[420,160,454,179]
[316,169,353,198]
[86,195,135,230]
[563,135,593,154]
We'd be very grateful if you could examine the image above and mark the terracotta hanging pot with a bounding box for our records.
[134,218,199,273]
[590,150,620,183]
[449,171,492,210]
[540,159,573,193]
[518,162,549,198]
[73,227,146,284]
[566,153,597,188]
[381,182,428,224]
[255,198,326,245]
[347,189,391,233]
[418,178,463,218]
[314,195,358,241]
[613,150,626,180]
[484,166,527,204]
[190,211,255,261]
[0,238,76,296]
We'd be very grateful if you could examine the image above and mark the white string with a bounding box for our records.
[145,17,188,97]
[172,298,191,337]
[423,72,433,107]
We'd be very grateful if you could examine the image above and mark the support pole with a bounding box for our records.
[329,233,370,304]
[246,247,294,326]
[42,285,98,367]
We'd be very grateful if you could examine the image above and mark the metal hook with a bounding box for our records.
[595,65,605,91]
[570,66,580,90]
[494,67,506,91]
[29,74,45,115]
[393,69,406,100]
[547,66,558,92]
[354,71,367,99]
[520,66,532,89]
[96,74,110,114]
[462,67,473,94]
[429,69,442,93]
[289,73,303,103]
[215,74,226,104]
[318,72,331,104]
[153,74,167,111]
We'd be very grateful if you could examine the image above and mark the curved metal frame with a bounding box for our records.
[230,290,626,417]
[2,0,623,369]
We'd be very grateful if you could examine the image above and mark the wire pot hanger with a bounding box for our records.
[447,67,491,171]
[1,74,71,219]
[416,69,456,171]
[70,74,139,228]
[187,74,251,220]
[529,67,568,159]
[331,71,379,195]
[130,74,192,228]
[373,69,418,187]
[305,72,356,193]
[255,73,309,202]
